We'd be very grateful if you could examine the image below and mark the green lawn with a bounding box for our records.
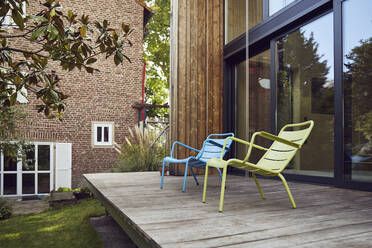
[0,199,105,248]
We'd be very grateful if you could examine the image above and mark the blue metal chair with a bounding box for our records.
[160,133,234,192]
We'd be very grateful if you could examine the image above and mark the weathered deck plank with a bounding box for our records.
[84,172,372,248]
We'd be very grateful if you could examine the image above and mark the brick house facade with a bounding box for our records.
[10,0,151,188]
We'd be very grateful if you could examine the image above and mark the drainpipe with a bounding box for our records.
[142,60,146,121]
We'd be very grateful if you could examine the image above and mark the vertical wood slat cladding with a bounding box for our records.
[170,0,224,175]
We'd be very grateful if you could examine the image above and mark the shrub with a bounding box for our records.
[114,123,168,172]
[73,187,92,200]
[0,198,12,220]
[57,187,72,192]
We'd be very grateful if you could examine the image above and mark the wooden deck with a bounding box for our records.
[84,172,372,248]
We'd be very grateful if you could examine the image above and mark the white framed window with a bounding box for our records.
[92,122,114,147]
[0,142,54,196]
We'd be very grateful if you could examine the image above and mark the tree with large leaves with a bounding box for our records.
[143,0,169,118]
[0,0,133,156]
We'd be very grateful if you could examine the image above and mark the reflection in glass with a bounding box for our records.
[38,145,50,171]
[269,0,295,16]
[22,174,35,194]
[225,0,246,44]
[235,60,248,160]
[343,0,372,182]
[4,174,17,195]
[97,126,102,142]
[22,145,35,171]
[235,50,271,162]
[276,12,334,177]
[38,174,50,193]
[4,152,17,171]
[104,127,109,142]
[248,0,263,30]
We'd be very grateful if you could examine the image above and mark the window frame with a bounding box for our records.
[92,122,114,148]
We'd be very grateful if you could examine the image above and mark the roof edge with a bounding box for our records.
[135,0,152,13]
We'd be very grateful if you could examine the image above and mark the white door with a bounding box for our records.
[55,143,72,189]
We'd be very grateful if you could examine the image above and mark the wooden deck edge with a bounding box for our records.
[83,174,161,248]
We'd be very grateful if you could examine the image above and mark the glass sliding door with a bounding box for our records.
[235,60,248,160]
[343,0,372,183]
[276,12,334,177]
[235,49,271,163]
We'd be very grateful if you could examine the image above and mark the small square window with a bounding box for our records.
[92,122,114,147]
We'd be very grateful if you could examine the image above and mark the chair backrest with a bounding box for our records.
[256,121,314,172]
[197,133,234,162]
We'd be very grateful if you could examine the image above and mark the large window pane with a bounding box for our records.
[4,174,17,195]
[276,12,334,177]
[38,174,50,194]
[22,174,35,194]
[235,50,271,163]
[235,60,248,160]
[269,0,295,16]
[4,152,17,171]
[248,50,271,163]
[248,0,263,30]
[38,145,50,171]
[225,0,246,43]
[22,145,35,171]
[343,0,372,182]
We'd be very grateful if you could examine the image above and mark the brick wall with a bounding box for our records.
[12,0,144,187]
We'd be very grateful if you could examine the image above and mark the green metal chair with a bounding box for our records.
[202,120,314,212]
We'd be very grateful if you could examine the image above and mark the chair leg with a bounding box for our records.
[278,173,296,209]
[190,166,199,185]
[219,166,228,213]
[252,173,265,200]
[160,160,166,189]
[182,161,189,192]
[217,168,223,180]
[202,165,209,203]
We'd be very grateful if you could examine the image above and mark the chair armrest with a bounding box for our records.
[207,133,235,139]
[170,141,200,157]
[220,137,268,160]
[256,131,300,149]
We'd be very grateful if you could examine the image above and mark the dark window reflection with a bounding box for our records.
[276,12,334,177]
[97,126,102,142]
[104,127,109,142]
[38,174,50,193]
[343,0,372,182]
[38,145,50,171]
[4,174,17,195]
[22,174,35,194]
[22,145,35,171]
[4,151,17,171]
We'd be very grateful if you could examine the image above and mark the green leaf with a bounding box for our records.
[86,58,97,64]
[80,25,87,38]
[11,9,24,30]
[85,67,94,73]
[122,24,130,33]
[114,51,124,66]
[50,8,56,17]
[47,25,59,40]
[0,6,10,17]
[30,26,47,41]
[9,93,17,105]
[68,10,73,19]
[29,15,49,23]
